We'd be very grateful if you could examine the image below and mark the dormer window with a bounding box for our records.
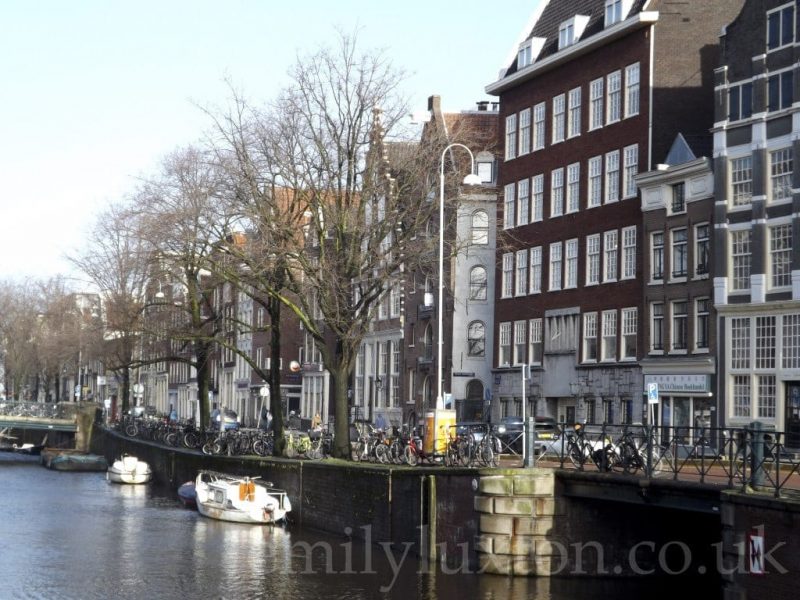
[518,37,546,68]
[558,16,590,50]
[605,0,633,27]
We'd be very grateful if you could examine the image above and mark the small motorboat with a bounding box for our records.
[107,455,152,484]
[12,443,45,456]
[41,448,108,472]
[177,480,197,509]
[194,470,291,524]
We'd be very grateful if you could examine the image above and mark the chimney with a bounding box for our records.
[476,100,490,111]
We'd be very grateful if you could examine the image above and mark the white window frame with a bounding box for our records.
[624,62,640,118]
[730,228,752,292]
[586,233,601,286]
[622,144,638,198]
[767,2,795,52]
[529,246,542,294]
[529,318,543,365]
[605,150,620,203]
[501,252,514,298]
[588,155,602,207]
[607,70,622,123]
[551,168,564,217]
[651,231,665,281]
[499,322,512,366]
[505,114,517,160]
[671,300,688,352]
[567,162,580,213]
[552,94,566,144]
[603,230,618,283]
[518,107,531,156]
[770,147,793,203]
[583,312,598,362]
[532,174,544,222]
[671,228,688,279]
[651,302,664,352]
[549,242,563,291]
[513,320,526,365]
[565,238,578,289]
[504,183,515,229]
[695,298,710,351]
[621,225,636,280]
[601,310,617,362]
[517,178,530,225]
[769,222,792,288]
[533,102,546,151]
[568,87,581,138]
[621,307,637,360]
[590,78,604,130]
[731,155,753,207]
[515,249,528,297]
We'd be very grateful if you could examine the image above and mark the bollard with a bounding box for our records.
[524,416,535,467]
[750,421,766,489]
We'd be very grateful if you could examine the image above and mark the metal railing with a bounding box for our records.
[532,421,800,498]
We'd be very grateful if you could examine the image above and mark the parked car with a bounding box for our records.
[212,409,239,431]
[495,416,561,453]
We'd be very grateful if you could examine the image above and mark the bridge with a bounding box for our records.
[0,401,101,449]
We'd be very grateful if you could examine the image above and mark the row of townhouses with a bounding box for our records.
[99,0,800,449]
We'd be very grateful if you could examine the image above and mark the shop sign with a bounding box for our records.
[643,374,709,394]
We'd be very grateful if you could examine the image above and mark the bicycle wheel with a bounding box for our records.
[375,444,389,464]
[567,441,585,469]
[480,440,497,467]
[183,431,198,449]
[404,445,419,466]
[457,438,473,466]
[125,424,138,437]
[201,441,214,455]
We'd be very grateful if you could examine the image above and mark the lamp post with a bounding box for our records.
[436,143,482,409]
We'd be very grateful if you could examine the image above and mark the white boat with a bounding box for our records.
[107,455,153,484]
[194,470,291,524]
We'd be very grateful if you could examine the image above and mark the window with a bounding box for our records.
[671,228,688,278]
[733,375,751,418]
[590,78,604,130]
[588,155,602,207]
[551,168,564,217]
[549,242,563,291]
[770,148,793,202]
[558,20,575,49]
[671,301,688,351]
[518,40,533,68]
[477,160,494,184]
[605,150,619,203]
[605,0,629,27]
[767,3,795,50]
[505,114,517,160]
[756,316,776,369]
[499,322,511,366]
[602,310,617,361]
[695,298,709,350]
[758,375,777,419]
[622,307,637,359]
[471,210,489,245]
[728,83,753,121]
[390,282,401,317]
[468,321,485,357]
[530,246,542,294]
[767,70,793,112]
[604,230,618,282]
[695,224,710,275]
[517,179,530,225]
[586,234,600,285]
[519,108,531,155]
[731,229,752,291]
[672,182,686,213]
[423,324,434,361]
[731,156,753,206]
[469,266,487,300]
[583,312,598,362]
[533,102,546,151]
[770,224,792,288]
[623,144,638,198]
[783,314,800,369]
[568,87,581,138]
[565,238,578,288]
[532,174,544,221]
[501,253,513,298]
[567,162,580,213]
[607,71,621,123]
[552,94,566,143]
[622,226,636,279]
[625,63,639,117]
[731,317,751,369]
[651,303,664,351]
[513,320,526,365]
[529,319,543,364]
[516,250,528,296]
[504,183,515,229]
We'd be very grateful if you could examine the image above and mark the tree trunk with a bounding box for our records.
[268,295,285,456]
[331,366,351,459]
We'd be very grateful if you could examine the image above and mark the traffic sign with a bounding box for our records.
[647,382,659,404]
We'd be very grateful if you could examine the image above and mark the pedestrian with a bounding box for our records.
[311,412,322,431]
[375,412,386,431]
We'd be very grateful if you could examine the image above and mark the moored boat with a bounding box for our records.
[40,448,108,472]
[107,455,152,484]
[177,480,196,509]
[194,470,291,524]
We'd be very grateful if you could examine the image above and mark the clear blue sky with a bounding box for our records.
[0,1,536,282]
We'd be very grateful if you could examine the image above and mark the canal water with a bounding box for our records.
[1,452,721,599]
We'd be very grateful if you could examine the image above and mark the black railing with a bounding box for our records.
[533,421,800,498]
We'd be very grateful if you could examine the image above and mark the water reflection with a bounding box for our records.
[0,458,721,600]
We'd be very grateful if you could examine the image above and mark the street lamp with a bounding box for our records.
[436,143,482,409]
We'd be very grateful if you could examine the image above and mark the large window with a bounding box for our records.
[530,246,542,294]
[783,314,800,369]
[733,375,751,418]
[499,322,511,366]
[583,312,598,362]
[695,224,709,275]
[565,238,578,288]
[622,307,637,360]
[471,210,489,245]
[651,302,664,351]
[625,63,639,117]
[605,150,620,203]
[602,310,617,361]
[731,156,753,206]
[505,114,517,160]
[567,162,580,213]
[731,317,751,369]
[590,78,604,130]
[513,321,526,365]
[767,3,795,50]
[517,179,530,225]
[552,94,566,143]
[518,108,531,155]
[767,70,793,112]
[607,71,622,123]
[695,298,709,351]
[588,155,602,208]
[756,316,776,369]
[504,183,515,229]
[622,226,636,279]
[770,223,792,288]
[501,253,513,298]
[532,174,544,222]
[469,266,487,300]
[586,234,600,285]
[770,147,793,202]
[533,102,546,151]
[568,87,581,138]
[467,321,485,357]
[516,250,528,296]
[731,229,752,291]
[671,228,688,278]
[549,242,563,291]
[551,168,564,217]
[623,144,638,198]
[529,319,543,365]
[604,230,618,282]
[728,83,753,121]
[671,301,688,351]
[759,375,777,419]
